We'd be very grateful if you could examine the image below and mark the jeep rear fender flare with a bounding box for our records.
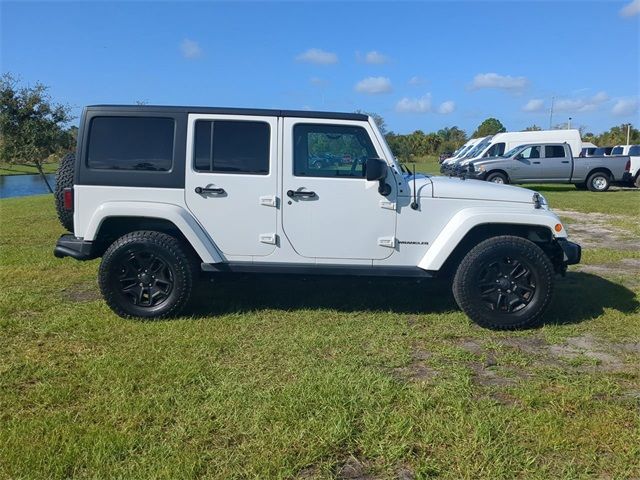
[417,207,565,271]
[84,202,224,264]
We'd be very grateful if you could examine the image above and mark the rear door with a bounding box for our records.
[541,145,571,181]
[185,114,278,257]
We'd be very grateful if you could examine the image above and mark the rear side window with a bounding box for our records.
[87,117,175,171]
[194,120,270,174]
[545,145,566,158]
[611,146,623,155]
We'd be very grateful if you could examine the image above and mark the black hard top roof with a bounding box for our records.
[85,105,369,121]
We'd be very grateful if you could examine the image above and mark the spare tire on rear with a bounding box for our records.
[55,153,75,232]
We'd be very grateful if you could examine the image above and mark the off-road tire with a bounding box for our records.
[99,231,198,319]
[486,172,508,184]
[586,171,610,192]
[452,235,554,330]
[54,153,75,232]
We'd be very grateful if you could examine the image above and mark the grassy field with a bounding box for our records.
[0,161,59,176]
[1,182,639,478]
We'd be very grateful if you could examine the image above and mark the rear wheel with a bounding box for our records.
[486,172,508,184]
[452,236,554,330]
[99,231,197,319]
[586,171,610,192]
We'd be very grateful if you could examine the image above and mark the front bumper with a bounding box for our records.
[54,234,96,260]
[557,239,581,266]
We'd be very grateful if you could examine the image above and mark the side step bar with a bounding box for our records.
[201,262,436,278]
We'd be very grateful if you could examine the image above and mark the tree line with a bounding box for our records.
[1,74,638,191]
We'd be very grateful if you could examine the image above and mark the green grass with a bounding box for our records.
[1,193,639,479]
[0,161,59,176]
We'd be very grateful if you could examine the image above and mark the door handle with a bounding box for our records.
[287,189,316,198]
[561,160,570,163]
[195,186,225,195]
[532,161,541,164]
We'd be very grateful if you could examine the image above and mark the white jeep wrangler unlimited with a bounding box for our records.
[54,105,581,329]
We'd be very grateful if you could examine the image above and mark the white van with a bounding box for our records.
[456,129,583,169]
[441,137,483,164]
[441,137,491,171]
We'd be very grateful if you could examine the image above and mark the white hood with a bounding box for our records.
[429,176,536,204]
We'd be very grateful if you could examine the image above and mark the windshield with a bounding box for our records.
[463,139,492,159]
[502,145,528,158]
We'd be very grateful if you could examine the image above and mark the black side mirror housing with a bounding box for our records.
[365,158,387,181]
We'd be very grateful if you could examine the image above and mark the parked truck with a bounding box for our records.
[465,143,631,191]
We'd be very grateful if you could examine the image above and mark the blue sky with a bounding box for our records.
[2,0,639,135]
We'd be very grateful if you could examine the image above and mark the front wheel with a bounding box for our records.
[486,172,508,184]
[452,236,554,330]
[99,231,197,318]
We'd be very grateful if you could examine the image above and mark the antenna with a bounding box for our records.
[410,164,419,210]
[549,96,555,129]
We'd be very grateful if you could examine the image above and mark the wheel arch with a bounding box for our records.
[418,208,563,273]
[586,167,613,180]
[486,169,510,182]
[84,202,224,263]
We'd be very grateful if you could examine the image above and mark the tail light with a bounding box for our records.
[63,188,74,211]
[625,160,631,172]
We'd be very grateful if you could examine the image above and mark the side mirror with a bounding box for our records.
[365,158,387,181]
[515,154,522,160]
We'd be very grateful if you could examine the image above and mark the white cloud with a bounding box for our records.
[180,39,202,59]
[364,50,389,64]
[554,91,609,112]
[611,97,639,116]
[438,101,455,114]
[395,94,432,113]
[471,72,528,92]
[354,76,392,94]
[295,48,338,65]
[620,0,640,17]
[523,99,545,112]
[408,76,425,86]
[309,77,328,87]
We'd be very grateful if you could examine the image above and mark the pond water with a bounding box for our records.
[0,174,56,199]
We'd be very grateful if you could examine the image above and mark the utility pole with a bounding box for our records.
[627,123,631,145]
[549,96,555,129]
[568,117,572,130]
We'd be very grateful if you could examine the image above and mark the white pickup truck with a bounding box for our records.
[465,143,631,191]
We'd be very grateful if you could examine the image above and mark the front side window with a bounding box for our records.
[293,124,377,178]
[545,145,565,158]
[484,142,505,157]
[194,120,270,174]
[520,146,541,159]
[629,146,640,156]
[87,117,175,171]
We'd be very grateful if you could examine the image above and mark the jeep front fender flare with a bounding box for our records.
[84,202,224,264]
[417,207,566,271]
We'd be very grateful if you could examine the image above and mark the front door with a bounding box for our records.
[512,145,543,182]
[282,118,396,260]
[185,114,278,257]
